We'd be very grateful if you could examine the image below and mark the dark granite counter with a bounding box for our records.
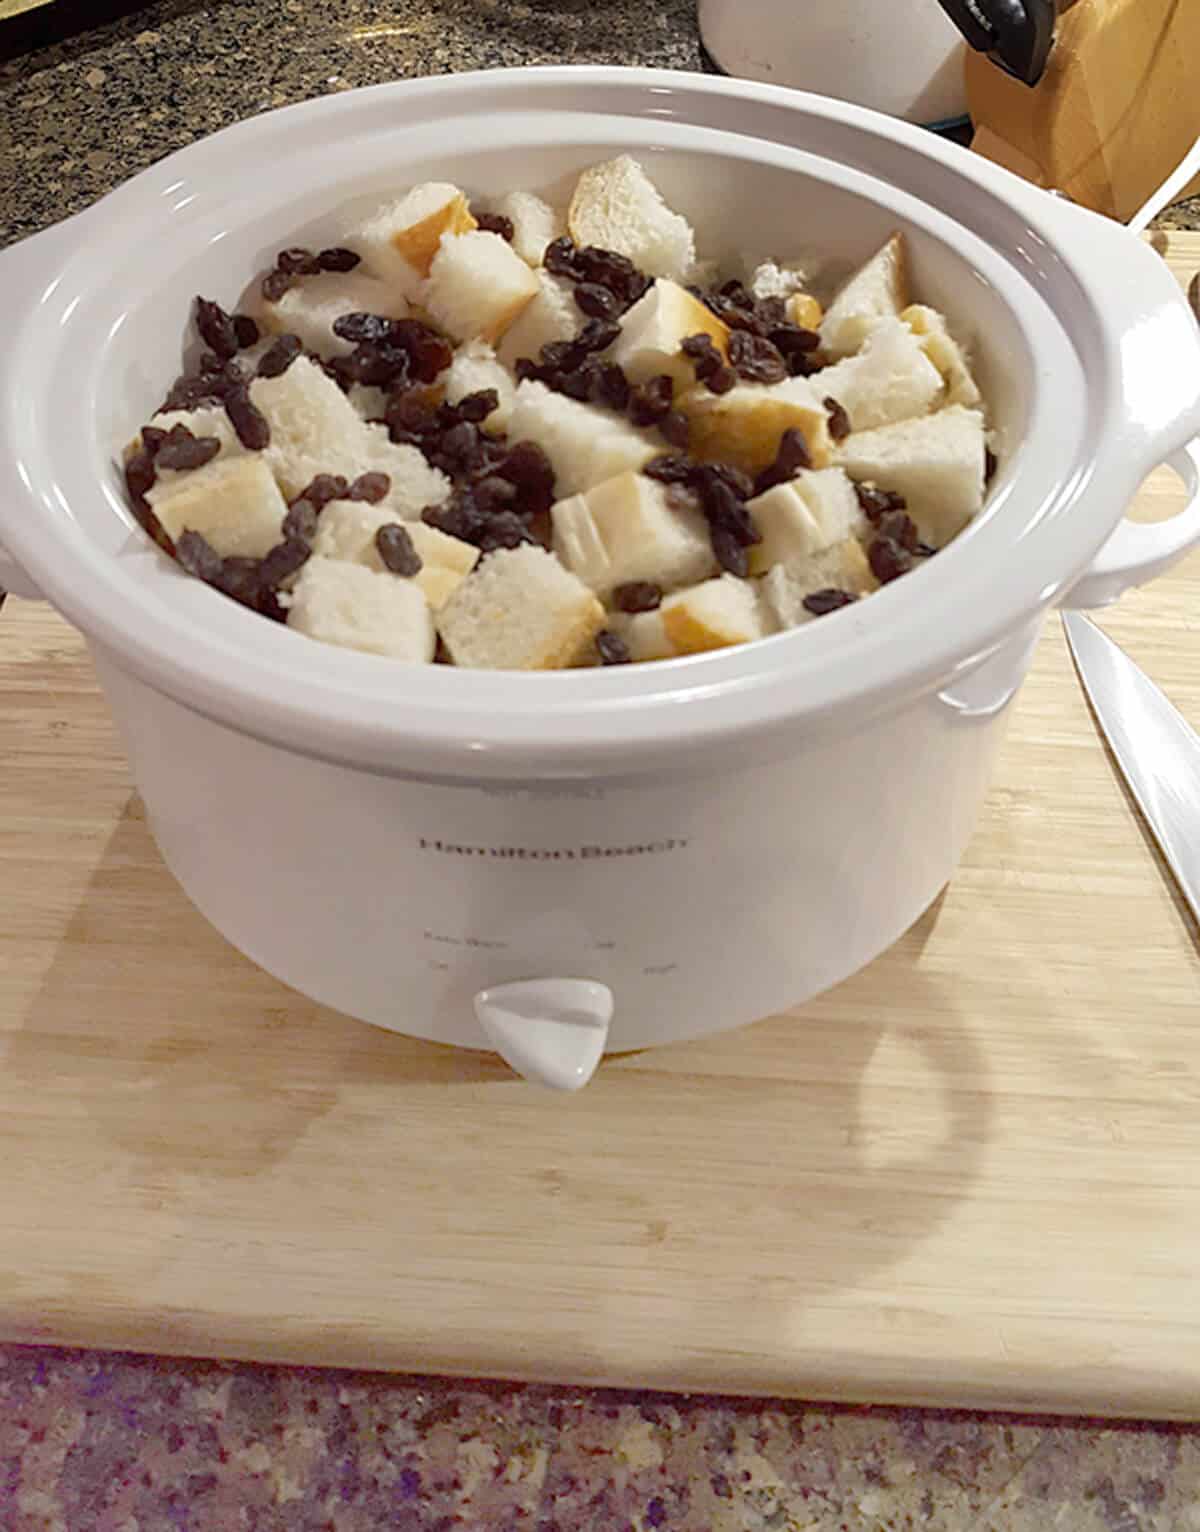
[1,2,1198,1526]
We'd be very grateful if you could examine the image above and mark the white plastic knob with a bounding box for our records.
[473,978,614,1091]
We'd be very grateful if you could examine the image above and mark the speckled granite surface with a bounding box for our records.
[3,2,1200,1526]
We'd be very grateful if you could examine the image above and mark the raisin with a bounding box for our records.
[474,211,515,242]
[698,461,755,502]
[277,247,321,275]
[225,386,271,450]
[915,540,937,558]
[854,483,907,523]
[333,312,399,346]
[175,530,224,582]
[802,588,857,616]
[317,247,361,273]
[195,297,239,361]
[281,500,318,542]
[216,556,263,607]
[877,509,920,551]
[349,472,391,504]
[658,410,690,449]
[583,362,630,413]
[578,318,621,355]
[258,537,312,587]
[682,332,722,377]
[769,324,822,376]
[156,429,222,472]
[706,363,737,395]
[868,536,912,584]
[628,374,675,428]
[375,524,423,575]
[728,329,787,385]
[711,523,749,576]
[298,474,350,509]
[124,450,156,505]
[613,581,662,613]
[575,283,619,321]
[985,446,998,482]
[261,270,294,303]
[257,334,303,378]
[496,440,556,512]
[233,314,260,349]
[544,237,580,279]
[478,512,537,552]
[824,396,851,442]
[455,390,500,424]
[753,429,812,496]
[644,454,694,485]
[596,629,632,666]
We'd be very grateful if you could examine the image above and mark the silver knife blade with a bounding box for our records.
[1062,610,1200,929]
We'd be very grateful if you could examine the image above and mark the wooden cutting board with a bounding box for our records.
[2,235,1198,1423]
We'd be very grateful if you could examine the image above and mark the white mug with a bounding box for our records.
[698,0,969,127]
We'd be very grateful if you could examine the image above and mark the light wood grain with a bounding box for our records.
[2,238,1199,1420]
[966,0,1200,221]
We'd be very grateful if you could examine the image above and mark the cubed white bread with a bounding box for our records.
[660,573,768,655]
[436,545,605,670]
[423,231,540,345]
[611,608,678,662]
[819,234,909,359]
[352,183,477,298]
[745,467,865,575]
[813,317,944,432]
[311,501,479,608]
[249,358,451,518]
[681,376,835,476]
[838,404,987,546]
[442,339,516,433]
[609,279,729,391]
[902,304,982,408]
[488,190,564,267]
[147,454,288,560]
[257,270,408,359]
[567,155,696,282]
[745,259,810,303]
[287,556,436,661]
[757,539,876,629]
[495,270,580,372]
[508,381,661,498]
[551,471,716,599]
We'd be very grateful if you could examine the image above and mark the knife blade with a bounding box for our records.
[1062,610,1200,929]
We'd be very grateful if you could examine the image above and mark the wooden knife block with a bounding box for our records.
[966,0,1200,221]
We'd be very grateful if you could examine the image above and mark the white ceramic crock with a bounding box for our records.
[2,68,1199,1089]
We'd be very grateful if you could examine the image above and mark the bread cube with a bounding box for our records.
[508,381,660,498]
[612,607,678,662]
[838,405,986,546]
[813,317,943,432]
[353,183,477,298]
[437,545,605,670]
[442,339,515,433]
[567,156,696,282]
[423,231,540,345]
[495,270,580,372]
[610,279,729,391]
[551,471,716,599]
[257,270,408,358]
[819,234,909,359]
[682,376,834,476]
[745,467,864,575]
[902,305,982,408]
[148,455,288,560]
[660,574,767,655]
[758,540,876,629]
[361,429,454,521]
[312,501,478,607]
[287,556,436,660]
[745,259,810,303]
[788,293,824,330]
[487,190,564,267]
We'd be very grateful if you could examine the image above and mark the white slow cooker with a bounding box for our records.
[2,69,1199,1089]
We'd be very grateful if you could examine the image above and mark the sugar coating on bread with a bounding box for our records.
[353,183,477,297]
[437,545,606,670]
[423,231,540,345]
[661,574,768,654]
[488,190,564,267]
[148,454,288,560]
[551,471,717,599]
[901,305,982,408]
[814,317,943,432]
[746,467,864,575]
[442,339,516,432]
[819,234,909,359]
[682,377,835,476]
[837,404,986,546]
[495,271,580,372]
[610,279,730,392]
[567,156,696,283]
[257,270,408,358]
[509,380,661,498]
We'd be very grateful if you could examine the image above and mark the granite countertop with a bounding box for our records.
[2,3,1199,1527]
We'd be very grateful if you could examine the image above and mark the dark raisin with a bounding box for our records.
[868,537,912,584]
[728,329,787,385]
[282,500,318,541]
[403,324,454,384]
[578,318,621,355]
[682,332,721,376]
[298,474,350,509]
[471,476,516,513]
[706,363,737,395]
[915,540,937,558]
[495,440,556,512]
[456,389,500,425]
[478,512,536,553]
[658,410,690,449]
[582,362,629,413]
[596,629,632,666]
[474,211,515,242]
[698,461,755,502]
[258,538,311,587]
[257,586,290,623]
[333,312,399,346]
[318,247,361,272]
[156,431,222,472]
[643,454,694,485]
[225,386,271,450]
[349,472,391,504]
[628,375,675,428]
[423,494,489,545]
[195,297,239,361]
[802,587,857,617]
[124,449,156,504]
[544,237,580,279]
[261,270,294,303]
[575,283,619,321]
[877,509,919,551]
[375,524,423,575]
[175,530,224,583]
[769,324,822,376]
[854,483,907,523]
[277,247,320,275]
[233,314,260,349]
[824,395,851,442]
[985,446,998,482]
[757,296,788,326]
[718,278,756,310]
[614,581,662,613]
[139,426,167,458]
[753,428,812,496]
[216,556,263,606]
[711,523,749,576]
[257,334,303,379]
